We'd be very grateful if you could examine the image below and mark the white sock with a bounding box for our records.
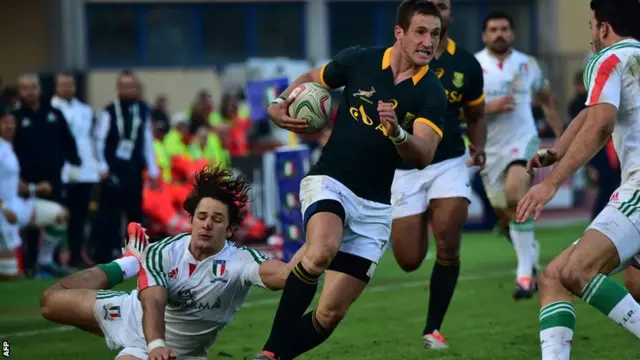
[37,225,66,265]
[532,239,541,269]
[540,301,575,360]
[113,256,140,279]
[509,220,535,279]
[607,293,640,337]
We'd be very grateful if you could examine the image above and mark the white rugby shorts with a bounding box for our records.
[300,175,392,265]
[481,136,540,208]
[391,155,472,219]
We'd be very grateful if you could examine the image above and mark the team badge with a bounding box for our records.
[402,112,416,128]
[435,68,445,79]
[452,72,464,88]
[212,260,227,277]
[102,304,121,320]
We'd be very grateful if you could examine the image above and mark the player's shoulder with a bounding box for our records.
[227,242,269,265]
[149,232,190,254]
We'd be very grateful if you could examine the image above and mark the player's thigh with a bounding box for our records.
[40,287,103,335]
[503,161,531,203]
[300,176,347,271]
[391,213,428,272]
[316,268,369,329]
[480,156,508,210]
[31,199,68,226]
[391,168,430,220]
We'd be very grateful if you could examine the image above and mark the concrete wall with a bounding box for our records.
[0,0,51,84]
[88,69,223,113]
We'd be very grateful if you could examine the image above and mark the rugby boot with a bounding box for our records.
[423,330,449,349]
[254,351,278,360]
[513,276,535,301]
[122,222,149,260]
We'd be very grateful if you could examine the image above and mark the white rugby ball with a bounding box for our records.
[288,82,332,133]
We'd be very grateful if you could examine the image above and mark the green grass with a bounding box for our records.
[1,224,639,359]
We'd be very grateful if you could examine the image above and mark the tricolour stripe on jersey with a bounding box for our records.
[584,42,640,89]
[587,54,621,106]
[141,233,188,289]
[242,246,268,264]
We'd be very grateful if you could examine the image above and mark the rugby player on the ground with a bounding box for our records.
[40,167,294,360]
[475,11,564,300]
[516,0,640,358]
[389,0,487,349]
[255,1,447,359]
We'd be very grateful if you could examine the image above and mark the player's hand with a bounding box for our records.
[495,96,516,113]
[149,346,178,360]
[465,143,486,169]
[377,101,400,137]
[36,181,52,197]
[516,181,558,222]
[1,208,18,225]
[268,97,308,133]
[526,148,559,175]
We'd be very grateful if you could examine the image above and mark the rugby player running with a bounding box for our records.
[475,11,564,300]
[255,1,447,359]
[389,0,487,349]
[516,0,640,358]
[40,167,294,360]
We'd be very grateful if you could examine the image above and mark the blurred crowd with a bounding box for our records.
[0,70,328,279]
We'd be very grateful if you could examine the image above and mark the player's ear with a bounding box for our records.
[226,226,234,239]
[394,25,404,40]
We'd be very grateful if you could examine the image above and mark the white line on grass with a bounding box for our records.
[1,269,511,339]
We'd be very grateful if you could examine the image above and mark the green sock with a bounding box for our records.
[539,302,575,358]
[96,262,124,288]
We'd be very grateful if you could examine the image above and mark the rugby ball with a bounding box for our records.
[288,82,332,133]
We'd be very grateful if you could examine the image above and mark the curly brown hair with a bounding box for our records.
[182,166,251,227]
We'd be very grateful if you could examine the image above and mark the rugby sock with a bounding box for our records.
[283,310,332,359]
[539,301,575,360]
[263,262,320,355]
[96,262,124,288]
[113,256,140,279]
[509,220,535,281]
[424,258,460,334]
[580,274,640,337]
[37,225,67,266]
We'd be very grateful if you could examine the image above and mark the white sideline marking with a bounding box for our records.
[1,269,510,338]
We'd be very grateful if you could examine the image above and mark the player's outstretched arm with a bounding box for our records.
[258,260,294,290]
[546,103,615,188]
[535,84,564,138]
[139,286,168,343]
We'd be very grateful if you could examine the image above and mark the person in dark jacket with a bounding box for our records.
[91,70,159,264]
[12,73,81,277]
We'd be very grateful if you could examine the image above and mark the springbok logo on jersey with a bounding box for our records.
[212,260,227,277]
[452,72,464,88]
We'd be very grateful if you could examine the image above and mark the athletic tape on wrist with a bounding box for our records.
[391,127,408,145]
[147,339,166,352]
[271,98,285,105]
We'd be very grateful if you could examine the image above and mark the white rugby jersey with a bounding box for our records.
[475,49,548,151]
[138,233,269,356]
[583,39,640,183]
[0,138,32,225]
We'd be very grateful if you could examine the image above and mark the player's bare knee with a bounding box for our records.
[315,305,347,331]
[432,230,462,261]
[558,261,596,295]
[39,288,63,321]
[302,245,338,274]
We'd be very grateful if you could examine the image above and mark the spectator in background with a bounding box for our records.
[568,71,587,119]
[51,73,99,269]
[12,73,81,277]
[221,93,250,157]
[151,94,170,131]
[1,86,20,110]
[187,90,227,134]
[92,70,159,264]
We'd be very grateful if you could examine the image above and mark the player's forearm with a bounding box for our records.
[466,106,487,150]
[484,99,504,115]
[18,179,32,197]
[396,134,437,169]
[279,73,315,99]
[552,109,587,159]
[542,101,564,138]
[141,298,167,343]
[547,116,611,188]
